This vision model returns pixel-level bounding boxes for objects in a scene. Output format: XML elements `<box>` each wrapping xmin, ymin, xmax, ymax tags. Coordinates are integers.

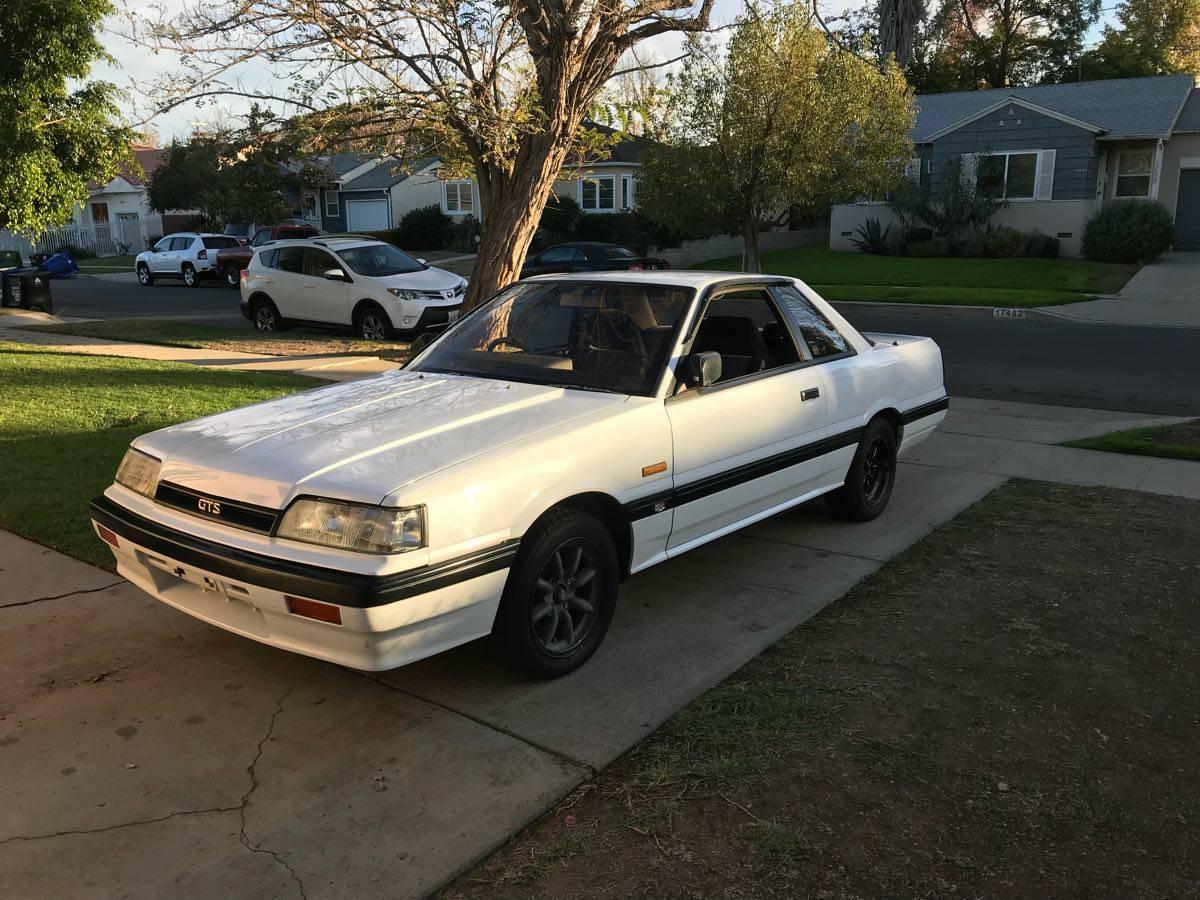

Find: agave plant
<box><xmin>851</xmin><ymin>218</ymin><xmax>891</xmax><ymax>255</ymax></box>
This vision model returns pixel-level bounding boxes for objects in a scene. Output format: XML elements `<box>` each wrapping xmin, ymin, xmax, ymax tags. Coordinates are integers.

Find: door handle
<box><xmin>801</xmin><ymin>387</ymin><xmax>820</xmax><ymax>401</ymax></box>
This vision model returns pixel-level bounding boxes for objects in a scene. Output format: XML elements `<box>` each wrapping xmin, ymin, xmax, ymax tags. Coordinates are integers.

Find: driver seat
<box><xmin>693</xmin><ymin>316</ymin><xmax>769</xmax><ymax>379</ymax></box>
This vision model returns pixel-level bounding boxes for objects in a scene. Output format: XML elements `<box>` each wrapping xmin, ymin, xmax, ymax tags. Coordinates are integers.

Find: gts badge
<box><xmin>197</xmin><ymin>497</ymin><xmax>222</xmax><ymax>516</ymax></box>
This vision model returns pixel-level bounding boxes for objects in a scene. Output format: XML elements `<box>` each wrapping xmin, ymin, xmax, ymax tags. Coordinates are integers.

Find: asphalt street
<box><xmin>41</xmin><ymin>276</ymin><xmax>1200</xmax><ymax>416</ymax></box>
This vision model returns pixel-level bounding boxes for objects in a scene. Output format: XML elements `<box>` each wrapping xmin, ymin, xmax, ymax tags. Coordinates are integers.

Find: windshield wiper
<box><xmin>542</xmin><ymin>381</ymin><xmax>619</xmax><ymax>394</ymax></box>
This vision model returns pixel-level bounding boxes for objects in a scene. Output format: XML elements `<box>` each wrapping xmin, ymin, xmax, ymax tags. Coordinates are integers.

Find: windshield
<box><xmin>338</xmin><ymin>244</ymin><xmax>424</xmax><ymax>276</ymax></box>
<box><xmin>411</xmin><ymin>280</ymin><xmax>694</xmax><ymax>395</ymax></box>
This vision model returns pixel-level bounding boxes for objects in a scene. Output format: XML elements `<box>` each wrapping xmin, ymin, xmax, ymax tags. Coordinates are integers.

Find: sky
<box><xmin>98</xmin><ymin>0</ymin><xmax>1117</xmax><ymax>143</ymax></box>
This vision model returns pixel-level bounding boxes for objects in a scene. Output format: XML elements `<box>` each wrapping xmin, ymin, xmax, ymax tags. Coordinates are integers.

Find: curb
<box><xmin>831</xmin><ymin>301</ymin><xmax>995</xmax><ymax>320</ymax></box>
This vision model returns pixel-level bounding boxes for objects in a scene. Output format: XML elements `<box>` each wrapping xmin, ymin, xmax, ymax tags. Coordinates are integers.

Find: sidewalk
<box><xmin>0</xmin><ymin>321</ymin><xmax>400</xmax><ymax>382</ymax></box>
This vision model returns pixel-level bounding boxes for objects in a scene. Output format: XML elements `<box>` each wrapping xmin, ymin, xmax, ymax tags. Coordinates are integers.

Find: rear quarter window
<box><xmin>771</xmin><ymin>284</ymin><xmax>852</xmax><ymax>359</ymax></box>
<box><xmin>202</xmin><ymin>237</ymin><xmax>240</xmax><ymax>249</ymax></box>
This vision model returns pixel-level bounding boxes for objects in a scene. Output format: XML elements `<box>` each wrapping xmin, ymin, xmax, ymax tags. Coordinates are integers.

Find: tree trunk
<box><xmin>461</xmin><ymin>134</ymin><xmax>576</xmax><ymax>313</ymax></box>
<box><xmin>742</xmin><ymin>206</ymin><xmax>761</xmax><ymax>273</ymax></box>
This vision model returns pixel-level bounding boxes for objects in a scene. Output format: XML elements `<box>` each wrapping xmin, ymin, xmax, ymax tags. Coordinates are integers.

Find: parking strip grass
<box><xmin>1065</xmin><ymin>418</ymin><xmax>1200</xmax><ymax>462</ymax></box>
<box><xmin>0</xmin><ymin>344</ymin><xmax>313</xmax><ymax>567</ymax></box>
<box><xmin>28</xmin><ymin>318</ymin><xmax>412</xmax><ymax>362</ymax></box>
<box><xmin>698</xmin><ymin>245</ymin><xmax>1140</xmax><ymax>306</ymax></box>
<box><xmin>442</xmin><ymin>480</ymin><xmax>1200</xmax><ymax>899</ymax></box>
<box><xmin>73</xmin><ymin>254</ymin><xmax>137</xmax><ymax>273</ymax></box>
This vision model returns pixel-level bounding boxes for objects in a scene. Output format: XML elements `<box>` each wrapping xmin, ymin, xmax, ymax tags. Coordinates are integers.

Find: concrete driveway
<box><xmin>1039</xmin><ymin>251</ymin><xmax>1200</xmax><ymax>328</ymax></box>
<box><xmin>2</xmin><ymin>399</ymin><xmax>1193</xmax><ymax>899</ymax></box>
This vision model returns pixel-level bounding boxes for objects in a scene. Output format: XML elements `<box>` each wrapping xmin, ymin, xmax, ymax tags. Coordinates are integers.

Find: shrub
<box><xmin>850</xmin><ymin>218</ymin><xmax>891</xmax><ymax>255</ymax></box>
<box><xmin>395</xmin><ymin>204</ymin><xmax>452</xmax><ymax>250</ymax></box>
<box><xmin>53</xmin><ymin>243</ymin><xmax>97</xmax><ymax>260</ymax></box>
<box><xmin>575</xmin><ymin>210</ymin><xmax>679</xmax><ymax>255</ymax></box>
<box><xmin>905</xmin><ymin>239</ymin><xmax>940</xmax><ymax>257</ymax></box>
<box><xmin>447</xmin><ymin>215</ymin><xmax>482</xmax><ymax>253</ymax></box>
<box><xmin>902</xmin><ymin>226</ymin><xmax>934</xmax><ymax>246</ymax></box>
<box><xmin>890</xmin><ymin>158</ymin><xmax>1002</xmax><ymax>240</ymax></box>
<box><xmin>1082</xmin><ymin>199</ymin><xmax>1174</xmax><ymax>263</ymax></box>
<box><xmin>1023</xmin><ymin>230</ymin><xmax>1060</xmax><ymax>258</ymax></box>
<box><xmin>981</xmin><ymin>225</ymin><xmax>1025</xmax><ymax>258</ymax></box>
<box><xmin>536</xmin><ymin>195</ymin><xmax>581</xmax><ymax>248</ymax></box>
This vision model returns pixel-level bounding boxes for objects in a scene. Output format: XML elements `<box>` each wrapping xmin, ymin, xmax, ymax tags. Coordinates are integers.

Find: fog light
<box><xmin>402</xmin><ymin>315</ymin><xmax>417</xmax><ymax>327</ymax></box>
<box><xmin>285</xmin><ymin>595</ymin><xmax>343</xmax><ymax>625</ymax></box>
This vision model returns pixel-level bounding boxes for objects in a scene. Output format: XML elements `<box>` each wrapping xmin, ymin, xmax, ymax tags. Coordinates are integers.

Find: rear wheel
<box><xmin>224</xmin><ymin>266</ymin><xmax>240</xmax><ymax>288</ymax></box>
<box><xmin>250</xmin><ymin>298</ymin><xmax>286</xmax><ymax>333</ymax></box>
<box><xmin>826</xmin><ymin>417</ymin><xmax>898</xmax><ymax>522</ymax></box>
<box><xmin>497</xmin><ymin>508</ymin><xmax>619</xmax><ymax>679</ymax></box>
<box><xmin>356</xmin><ymin>304</ymin><xmax>395</xmax><ymax>341</ymax></box>
<box><xmin>136</xmin><ymin>264</ymin><xmax>154</xmax><ymax>286</ymax></box>
<box><xmin>181</xmin><ymin>263</ymin><xmax>199</xmax><ymax>288</ymax></box>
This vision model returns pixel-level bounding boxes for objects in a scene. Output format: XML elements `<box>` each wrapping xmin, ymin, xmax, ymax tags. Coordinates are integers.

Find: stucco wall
<box><xmin>1159</xmin><ymin>132</ymin><xmax>1200</xmax><ymax>218</ymax></box>
<box><xmin>391</xmin><ymin>165</ymin><xmax>479</xmax><ymax>222</ymax></box>
<box><xmin>830</xmin><ymin>200</ymin><xmax>1095</xmax><ymax>256</ymax></box>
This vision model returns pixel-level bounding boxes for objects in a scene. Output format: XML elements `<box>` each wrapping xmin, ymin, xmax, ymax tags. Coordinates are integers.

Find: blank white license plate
<box><xmin>447</xmin><ymin>310</ymin><xmax>459</xmax><ymax>321</ymax></box>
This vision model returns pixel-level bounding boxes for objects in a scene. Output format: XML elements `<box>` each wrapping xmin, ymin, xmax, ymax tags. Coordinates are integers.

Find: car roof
<box><xmin>164</xmin><ymin>232</ymin><xmax>230</xmax><ymax>238</ymax></box>
<box><xmin>261</xmin><ymin>236</ymin><xmax>384</xmax><ymax>250</ymax></box>
<box><xmin>524</xmin><ymin>270</ymin><xmax>790</xmax><ymax>289</ymax></box>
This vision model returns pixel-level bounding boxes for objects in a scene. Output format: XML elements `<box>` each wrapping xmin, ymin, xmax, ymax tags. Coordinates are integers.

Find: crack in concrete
<box><xmin>1</xmin><ymin>580</ymin><xmax>124</xmax><ymax>610</ymax></box>
<box><xmin>237</xmin><ymin>685</ymin><xmax>307</xmax><ymax>900</ymax></box>
<box><xmin>0</xmin><ymin>805</ymin><xmax>240</xmax><ymax>844</ymax></box>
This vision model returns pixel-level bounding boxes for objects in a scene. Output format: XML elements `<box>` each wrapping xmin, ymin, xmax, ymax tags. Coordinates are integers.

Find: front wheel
<box><xmin>181</xmin><ymin>263</ymin><xmax>199</xmax><ymax>288</ymax></box>
<box><xmin>136</xmin><ymin>264</ymin><xmax>154</xmax><ymax>286</ymax></box>
<box><xmin>826</xmin><ymin>417</ymin><xmax>898</xmax><ymax>522</ymax></box>
<box><xmin>496</xmin><ymin>508</ymin><xmax>619</xmax><ymax>679</ymax></box>
<box><xmin>356</xmin><ymin>305</ymin><xmax>395</xmax><ymax>340</ymax></box>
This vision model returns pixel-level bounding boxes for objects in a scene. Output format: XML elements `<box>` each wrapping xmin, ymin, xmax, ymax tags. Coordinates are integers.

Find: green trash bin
<box><xmin>1</xmin><ymin>268</ymin><xmax>53</xmax><ymax>313</ymax></box>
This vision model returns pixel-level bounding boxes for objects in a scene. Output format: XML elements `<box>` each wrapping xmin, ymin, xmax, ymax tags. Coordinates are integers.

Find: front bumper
<box><xmin>90</xmin><ymin>495</ymin><xmax>515</xmax><ymax>670</ymax></box>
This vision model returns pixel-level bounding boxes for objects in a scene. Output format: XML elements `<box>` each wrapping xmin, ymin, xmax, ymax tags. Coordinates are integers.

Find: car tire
<box><xmin>355</xmin><ymin>304</ymin><xmax>395</xmax><ymax>341</ymax></box>
<box><xmin>250</xmin><ymin>298</ymin><xmax>287</xmax><ymax>333</ymax></box>
<box><xmin>496</xmin><ymin>507</ymin><xmax>619</xmax><ymax>679</ymax></box>
<box><xmin>224</xmin><ymin>266</ymin><xmax>241</xmax><ymax>289</ymax></box>
<box><xmin>182</xmin><ymin>263</ymin><xmax>199</xmax><ymax>288</ymax></box>
<box><xmin>136</xmin><ymin>264</ymin><xmax>154</xmax><ymax>286</ymax></box>
<box><xmin>825</xmin><ymin>417</ymin><xmax>898</xmax><ymax>522</ymax></box>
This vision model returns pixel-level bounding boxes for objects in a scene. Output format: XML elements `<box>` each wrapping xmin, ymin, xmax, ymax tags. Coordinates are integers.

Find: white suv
<box><xmin>239</xmin><ymin>238</ymin><xmax>467</xmax><ymax>339</ymax></box>
<box><xmin>136</xmin><ymin>233</ymin><xmax>241</xmax><ymax>287</ymax></box>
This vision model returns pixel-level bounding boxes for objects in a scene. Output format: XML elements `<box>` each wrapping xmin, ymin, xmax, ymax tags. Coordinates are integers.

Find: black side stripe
<box><xmin>624</xmin><ymin>396</ymin><xmax>949</xmax><ymax>521</ymax></box>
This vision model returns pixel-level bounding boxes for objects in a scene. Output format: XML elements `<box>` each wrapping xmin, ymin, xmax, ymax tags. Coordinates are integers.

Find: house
<box><xmin>288</xmin><ymin>124</ymin><xmax>651</xmax><ymax>233</ymax></box>
<box><xmin>830</xmin><ymin>75</ymin><xmax>1200</xmax><ymax>256</ymax></box>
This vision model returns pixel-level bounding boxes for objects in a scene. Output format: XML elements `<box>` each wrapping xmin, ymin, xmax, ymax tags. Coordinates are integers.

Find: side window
<box><xmin>258</xmin><ymin>249</ymin><xmax>278</xmax><ymax>269</ymax></box>
<box><xmin>251</xmin><ymin>229</ymin><xmax>271</xmax><ymax>246</ymax></box>
<box><xmin>304</xmin><ymin>248</ymin><xmax>338</xmax><ymax>277</ymax></box>
<box><xmin>690</xmin><ymin>290</ymin><xmax>801</xmax><ymax>384</ymax></box>
<box><xmin>275</xmin><ymin>247</ymin><xmax>305</xmax><ymax>274</ymax></box>
<box><xmin>540</xmin><ymin>246</ymin><xmax>580</xmax><ymax>264</ymax></box>
<box><xmin>153</xmin><ymin>239</ymin><xmax>169</xmax><ymax>253</ymax></box>
<box><xmin>771</xmin><ymin>284</ymin><xmax>851</xmax><ymax>360</ymax></box>
<box><xmin>169</xmin><ymin>237</ymin><xmax>193</xmax><ymax>251</ymax></box>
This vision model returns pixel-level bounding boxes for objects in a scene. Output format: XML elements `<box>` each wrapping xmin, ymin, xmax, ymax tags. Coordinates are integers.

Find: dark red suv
<box><xmin>216</xmin><ymin>222</ymin><xmax>319</xmax><ymax>287</ymax></box>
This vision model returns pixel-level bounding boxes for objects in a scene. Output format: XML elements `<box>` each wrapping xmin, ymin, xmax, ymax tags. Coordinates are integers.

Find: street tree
<box><xmin>0</xmin><ymin>0</ymin><xmax>131</xmax><ymax>235</ymax></box>
<box><xmin>637</xmin><ymin>5</ymin><xmax>914</xmax><ymax>272</ymax></box>
<box><xmin>1057</xmin><ymin>0</ymin><xmax>1200</xmax><ymax>81</ymax></box>
<box><xmin>134</xmin><ymin>0</ymin><xmax>716</xmax><ymax>311</ymax></box>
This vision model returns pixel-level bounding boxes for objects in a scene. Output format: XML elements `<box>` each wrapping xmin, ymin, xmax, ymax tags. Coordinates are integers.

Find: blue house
<box><xmin>831</xmin><ymin>75</ymin><xmax>1200</xmax><ymax>255</ymax></box>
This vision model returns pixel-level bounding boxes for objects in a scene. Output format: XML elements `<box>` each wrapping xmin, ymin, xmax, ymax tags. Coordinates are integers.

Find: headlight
<box><xmin>115</xmin><ymin>447</ymin><xmax>161</xmax><ymax>498</ymax></box>
<box><xmin>276</xmin><ymin>499</ymin><xmax>424</xmax><ymax>554</ymax></box>
<box><xmin>387</xmin><ymin>288</ymin><xmax>422</xmax><ymax>301</ymax></box>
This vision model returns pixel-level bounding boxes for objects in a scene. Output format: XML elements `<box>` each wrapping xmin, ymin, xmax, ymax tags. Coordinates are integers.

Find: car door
<box><xmin>268</xmin><ymin>246</ymin><xmax>307</xmax><ymax>318</ymax></box>
<box><xmin>301</xmin><ymin>247</ymin><xmax>349</xmax><ymax>323</ymax></box>
<box><xmin>170</xmin><ymin>236</ymin><xmax>195</xmax><ymax>273</ymax></box>
<box><xmin>664</xmin><ymin>286</ymin><xmax>828</xmax><ymax>552</ymax></box>
<box><xmin>147</xmin><ymin>238</ymin><xmax>172</xmax><ymax>273</ymax></box>
<box><xmin>526</xmin><ymin>246</ymin><xmax>581</xmax><ymax>276</ymax></box>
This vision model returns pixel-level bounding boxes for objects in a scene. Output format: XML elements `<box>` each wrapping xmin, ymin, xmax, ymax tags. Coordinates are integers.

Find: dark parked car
<box><xmin>520</xmin><ymin>242</ymin><xmax>670</xmax><ymax>278</ymax></box>
<box><xmin>215</xmin><ymin>222</ymin><xmax>319</xmax><ymax>287</ymax></box>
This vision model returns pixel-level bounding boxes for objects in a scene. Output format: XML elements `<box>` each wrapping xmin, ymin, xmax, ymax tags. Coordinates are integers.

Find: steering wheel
<box><xmin>486</xmin><ymin>335</ymin><xmax>531</xmax><ymax>353</ymax></box>
<box><xmin>589</xmin><ymin>308</ymin><xmax>648</xmax><ymax>361</ymax></box>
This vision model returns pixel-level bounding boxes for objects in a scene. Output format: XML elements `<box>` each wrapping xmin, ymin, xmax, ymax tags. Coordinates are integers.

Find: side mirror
<box><xmin>417</xmin><ymin>257</ymin><xmax>428</xmax><ymax>267</ymax></box>
<box><xmin>685</xmin><ymin>351</ymin><xmax>722</xmax><ymax>388</ymax></box>
<box><xmin>408</xmin><ymin>330</ymin><xmax>436</xmax><ymax>357</ymax></box>
<box><xmin>322</xmin><ymin>268</ymin><xmax>347</xmax><ymax>281</ymax></box>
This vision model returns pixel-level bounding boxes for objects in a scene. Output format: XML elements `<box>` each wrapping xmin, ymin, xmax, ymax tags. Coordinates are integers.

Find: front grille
<box><xmin>419</xmin><ymin>283</ymin><xmax>466</xmax><ymax>302</ymax></box>
<box><xmin>154</xmin><ymin>482</ymin><xmax>279</xmax><ymax>534</ymax></box>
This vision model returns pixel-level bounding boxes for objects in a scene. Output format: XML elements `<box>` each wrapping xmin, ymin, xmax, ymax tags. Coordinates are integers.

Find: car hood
<box><xmin>368</xmin><ymin>266</ymin><xmax>462</xmax><ymax>293</ymax></box>
<box><xmin>137</xmin><ymin>371</ymin><xmax>627</xmax><ymax>509</ymax></box>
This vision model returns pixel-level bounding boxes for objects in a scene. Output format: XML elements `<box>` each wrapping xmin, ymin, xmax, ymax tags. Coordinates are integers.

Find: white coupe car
<box><xmin>239</xmin><ymin>237</ymin><xmax>467</xmax><ymax>338</ymax></box>
<box><xmin>91</xmin><ymin>272</ymin><xmax>946</xmax><ymax>678</ymax></box>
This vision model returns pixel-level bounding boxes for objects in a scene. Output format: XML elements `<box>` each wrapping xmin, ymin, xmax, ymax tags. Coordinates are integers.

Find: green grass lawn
<box><xmin>74</xmin><ymin>254</ymin><xmax>137</xmax><ymax>272</ymax></box>
<box><xmin>0</xmin><ymin>344</ymin><xmax>313</xmax><ymax>567</ymax></box>
<box><xmin>697</xmin><ymin>246</ymin><xmax>1140</xmax><ymax>306</ymax></box>
<box><xmin>30</xmin><ymin>318</ymin><xmax>411</xmax><ymax>362</ymax></box>
<box><xmin>1065</xmin><ymin>420</ymin><xmax>1200</xmax><ymax>462</ymax></box>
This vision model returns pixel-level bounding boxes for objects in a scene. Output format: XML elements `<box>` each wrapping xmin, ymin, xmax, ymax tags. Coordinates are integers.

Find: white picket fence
<box><xmin>0</xmin><ymin>216</ymin><xmax>165</xmax><ymax>262</ymax></box>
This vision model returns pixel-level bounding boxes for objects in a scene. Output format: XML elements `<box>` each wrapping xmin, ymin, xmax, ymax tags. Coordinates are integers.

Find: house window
<box><xmin>976</xmin><ymin>151</ymin><xmax>1038</xmax><ymax>200</ymax></box>
<box><xmin>580</xmin><ymin>175</ymin><xmax>616</xmax><ymax>212</ymax></box>
<box><xmin>621</xmin><ymin>175</ymin><xmax>633</xmax><ymax>210</ymax></box>
<box><xmin>90</xmin><ymin>202</ymin><xmax>110</xmax><ymax>224</ymax></box>
<box><xmin>444</xmin><ymin>181</ymin><xmax>474</xmax><ymax>214</ymax></box>
<box><xmin>325</xmin><ymin>190</ymin><xmax>340</xmax><ymax>217</ymax></box>
<box><xmin>1115</xmin><ymin>150</ymin><xmax>1152</xmax><ymax>198</ymax></box>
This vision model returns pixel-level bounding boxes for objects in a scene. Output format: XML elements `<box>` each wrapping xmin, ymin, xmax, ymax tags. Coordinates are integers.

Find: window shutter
<box><xmin>1036</xmin><ymin>149</ymin><xmax>1056</xmax><ymax>200</ymax></box>
<box><xmin>960</xmin><ymin>152</ymin><xmax>979</xmax><ymax>184</ymax></box>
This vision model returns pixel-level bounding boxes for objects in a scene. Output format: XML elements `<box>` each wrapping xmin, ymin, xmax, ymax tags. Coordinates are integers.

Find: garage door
<box><xmin>346</xmin><ymin>199</ymin><xmax>390</xmax><ymax>232</ymax></box>
<box><xmin>1175</xmin><ymin>170</ymin><xmax>1200</xmax><ymax>251</ymax></box>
